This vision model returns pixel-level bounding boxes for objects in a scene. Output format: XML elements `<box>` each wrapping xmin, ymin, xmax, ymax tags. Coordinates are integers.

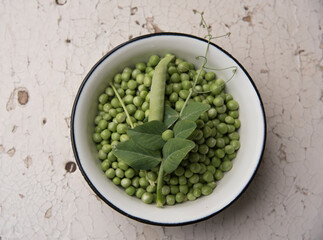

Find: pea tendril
<box><xmin>179</xmin><ymin>10</ymin><xmax>234</xmax><ymax>118</ymax></box>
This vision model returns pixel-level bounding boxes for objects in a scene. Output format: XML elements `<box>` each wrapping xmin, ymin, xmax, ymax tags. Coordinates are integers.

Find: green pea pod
<box><xmin>148</xmin><ymin>55</ymin><xmax>175</xmax><ymax>122</ymax></box>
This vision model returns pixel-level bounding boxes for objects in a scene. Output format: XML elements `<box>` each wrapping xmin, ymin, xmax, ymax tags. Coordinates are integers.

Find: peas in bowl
<box><xmin>71</xmin><ymin>33</ymin><xmax>266</xmax><ymax>225</ymax></box>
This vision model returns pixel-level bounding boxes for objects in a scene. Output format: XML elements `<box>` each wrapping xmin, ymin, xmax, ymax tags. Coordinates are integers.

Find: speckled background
<box><xmin>0</xmin><ymin>0</ymin><xmax>322</xmax><ymax>239</ymax></box>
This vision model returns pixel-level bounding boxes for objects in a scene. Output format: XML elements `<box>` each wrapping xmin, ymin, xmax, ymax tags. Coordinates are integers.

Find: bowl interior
<box><xmin>71</xmin><ymin>33</ymin><xmax>265</xmax><ymax>225</ymax></box>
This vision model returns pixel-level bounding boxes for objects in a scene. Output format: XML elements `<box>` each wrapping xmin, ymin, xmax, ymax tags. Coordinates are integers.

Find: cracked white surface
<box><xmin>0</xmin><ymin>0</ymin><xmax>322</xmax><ymax>239</ymax></box>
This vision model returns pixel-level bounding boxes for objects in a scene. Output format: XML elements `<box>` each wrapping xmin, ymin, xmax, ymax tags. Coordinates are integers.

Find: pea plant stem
<box><xmin>110</xmin><ymin>83</ymin><xmax>135</xmax><ymax>129</ymax></box>
<box><xmin>156</xmin><ymin>165</ymin><xmax>164</xmax><ymax>207</ymax></box>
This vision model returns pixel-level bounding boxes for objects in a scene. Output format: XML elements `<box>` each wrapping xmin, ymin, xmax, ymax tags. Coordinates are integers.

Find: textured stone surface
<box><xmin>0</xmin><ymin>0</ymin><xmax>322</xmax><ymax>239</ymax></box>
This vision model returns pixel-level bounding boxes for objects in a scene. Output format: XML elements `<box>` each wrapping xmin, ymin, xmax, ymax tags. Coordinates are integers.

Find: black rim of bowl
<box><xmin>70</xmin><ymin>32</ymin><xmax>267</xmax><ymax>226</ymax></box>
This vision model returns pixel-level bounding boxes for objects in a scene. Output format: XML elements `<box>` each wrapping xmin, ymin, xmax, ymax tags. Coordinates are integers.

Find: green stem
<box><xmin>110</xmin><ymin>83</ymin><xmax>134</xmax><ymax>129</ymax></box>
<box><xmin>156</xmin><ymin>164</ymin><xmax>164</xmax><ymax>207</ymax></box>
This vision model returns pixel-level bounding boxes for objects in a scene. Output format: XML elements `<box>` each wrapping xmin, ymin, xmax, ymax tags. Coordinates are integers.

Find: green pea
<box><xmin>202</xmin><ymin>171</ymin><xmax>214</xmax><ymax>183</ymax></box>
<box><xmin>136</xmin><ymin>188</ymin><xmax>145</xmax><ymax>198</ymax></box>
<box><xmin>162</xmin><ymin>129</ymin><xmax>174</xmax><ymax>141</ymax></box>
<box><xmin>230</xmin><ymin>140</ymin><xmax>240</xmax><ymax>150</ymax></box>
<box><xmin>115</xmin><ymin>168</ymin><xmax>124</xmax><ymax>178</ymax></box>
<box><xmin>228</xmin><ymin>132</ymin><xmax>240</xmax><ymax>140</ymax></box>
<box><xmin>131</xmin><ymin>69</ymin><xmax>141</xmax><ymax>79</ymax></box>
<box><xmin>187</xmin><ymin>192</ymin><xmax>196</xmax><ymax>201</ymax></box>
<box><xmin>111</xmin><ymin>162</ymin><xmax>118</xmax><ymax>169</ymax></box>
<box><xmin>217</xmin><ymin>123</ymin><xmax>228</xmax><ymax>134</ymax></box>
<box><xmin>170</xmin><ymin>185</ymin><xmax>179</xmax><ymax>194</ymax></box>
<box><xmin>202</xmin><ymin>125</ymin><xmax>212</xmax><ymax>138</ymax></box>
<box><xmin>146</xmin><ymin>185</ymin><xmax>156</xmax><ymax>193</ymax></box>
<box><xmin>220</xmin><ymin>160</ymin><xmax>233</xmax><ymax>172</ymax></box>
<box><xmin>225</xmin><ymin>145</ymin><xmax>235</xmax><ymax>154</ymax></box>
<box><xmin>169</xmin><ymin>92</ymin><xmax>179</xmax><ymax>102</ymax></box>
<box><xmin>118</xmin><ymin>161</ymin><xmax>129</xmax><ymax>171</ymax></box>
<box><xmin>147</xmin><ymin>171</ymin><xmax>157</xmax><ymax>181</ymax></box>
<box><xmin>179</xmin><ymin>89</ymin><xmax>189</xmax><ymax>99</ymax></box>
<box><xmin>227</xmin><ymin>152</ymin><xmax>237</xmax><ymax>160</ymax></box>
<box><xmin>100</xmin><ymin>129</ymin><xmax>110</xmax><ymax>140</ymax></box>
<box><xmin>229</xmin><ymin>110</ymin><xmax>239</xmax><ymax>119</ymax></box>
<box><xmin>171</xmin><ymin>73</ymin><xmax>181</xmax><ymax>83</ymax></box>
<box><xmin>162</xmin><ymin>185</ymin><xmax>171</xmax><ymax>195</ymax></box>
<box><xmin>177</xmin><ymin>176</ymin><xmax>187</xmax><ymax>185</ymax></box>
<box><xmin>205</xmin><ymin>71</ymin><xmax>216</xmax><ymax>81</ymax></box>
<box><xmin>215</xmin><ymin>149</ymin><xmax>225</xmax><ymax>158</ymax></box>
<box><xmin>92</xmin><ymin>133</ymin><xmax>102</xmax><ymax>143</ymax></box>
<box><xmin>143</xmin><ymin>75</ymin><xmax>152</xmax><ymax>87</ymax></box>
<box><xmin>227</xmin><ymin>100</ymin><xmax>239</xmax><ymax>110</ymax></box>
<box><xmin>180</xmin><ymin>73</ymin><xmax>190</xmax><ymax>82</ymax></box>
<box><xmin>121</xmin><ymin>178</ymin><xmax>132</xmax><ymax>188</ymax></box>
<box><xmin>139</xmin><ymin>170</ymin><xmax>146</xmax><ymax>177</ymax></box>
<box><xmin>188</xmin><ymin>152</ymin><xmax>200</xmax><ymax>163</ymax></box>
<box><xmin>110</xmin><ymin>140</ymin><xmax>119</xmax><ymax>147</ymax></box>
<box><xmin>136</xmin><ymin>62</ymin><xmax>146</xmax><ymax>71</ymax></box>
<box><xmin>216</xmin><ymin>138</ymin><xmax>225</xmax><ymax>148</ymax></box>
<box><xmin>115</xmin><ymin>113</ymin><xmax>126</xmax><ymax>124</ymax></box>
<box><xmin>148</xmin><ymin>55</ymin><xmax>160</xmax><ymax>67</ymax></box>
<box><xmin>165</xmin><ymin>84</ymin><xmax>173</xmax><ymax>95</ymax></box>
<box><xmin>201</xmin><ymin>185</ymin><xmax>213</xmax><ymax>196</ymax></box>
<box><xmin>132</xmin><ymin>177</ymin><xmax>140</xmax><ymax>188</ymax></box>
<box><xmin>227</xmin><ymin>124</ymin><xmax>236</xmax><ymax>133</ymax></box>
<box><xmin>166</xmin><ymin>195</ymin><xmax>176</xmax><ymax>205</ymax></box>
<box><xmin>125</xmin><ymin>186</ymin><xmax>136</xmax><ymax>196</ymax></box>
<box><xmin>141</xmin><ymin>102</ymin><xmax>149</xmax><ymax>112</ymax></box>
<box><xmin>170</xmin><ymin>176</ymin><xmax>179</xmax><ymax>185</ymax></box>
<box><xmin>179</xmin><ymin>185</ymin><xmax>189</xmax><ymax>194</ymax></box>
<box><xmin>133</xmin><ymin>96</ymin><xmax>144</xmax><ymax>107</ymax></box>
<box><xmin>172</xmin><ymin>83</ymin><xmax>182</xmax><ymax>93</ymax></box>
<box><xmin>101</xmin><ymin>160</ymin><xmax>110</xmax><ymax>171</ymax></box>
<box><xmin>175</xmin><ymin>192</ymin><xmax>185</xmax><ymax>203</ymax></box>
<box><xmin>139</xmin><ymin>177</ymin><xmax>149</xmax><ymax>188</ymax></box>
<box><xmin>234</xmin><ymin>119</ymin><xmax>241</xmax><ymax>129</ymax></box>
<box><xmin>198</xmin><ymin>144</ymin><xmax>209</xmax><ymax>155</ymax></box>
<box><xmin>214</xmin><ymin>169</ymin><xmax>224</xmax><ymax>180</ymax></box>
<box><xmin>111</xmin><ymin>132</ymin><xmax>120</xmax><ymax>141</ymax></box>
<box><xmin>102</xmin><ymin>144</ymin><xmax>112</xmax><ymax>154</ymax></box>
<box><xmin>206</xmin><ymin>137</ymin><xmax>216</xmax><ymax>148</ymax></box>
<box><xmin>190</xmin><ymin>163</ymin><xmax>201</xmax><ymax>173</ymax></box>
<box><xmin>98</xmin><ymin>149</ymin><xmax>107</xmax><ymax>160</ymax></box>
<box><xmin>108</xmin><ymin>109</ymin><xmax>117</xmax><ymax>117</ymax></box>
<box><xmin>193</xmin><ymin>188</ymin><xmax>201</xmax><ymax>198</ymax></box>
<box><xmin>185</xmin><ymin>169</ymin><xmax>193</xmax><ymax>178</ymax></box>
<box><xmin>105</xmin><ymin>168</ymin><xmax>115</xmax><ymax>179</ymax></box>
<box><xmin>200</xmin><ymin>112</ymin><xmax>209</xmax><ymax>122</ymax></box>
<box><xmin>210</xmin><ymin>83</ymin><xmax>223</xmax><ymax>95</ymax></box>
<box><xmin>98</xmin><ymin>94</ymin><xmax>108</xmax><ymax>104</ymax></box>
<box><xmin>117</xmin><ymin>124</ymin><xmax>127</xmax><ymax>134</ymax></box>
<box><xmin>123</xmin><ymin>67</ymin><xmax>132</xmax><ymax>74</ymax></box>
<box><xmin>112</xmin><ymin>177</ymin><xmax>121</xmax><ymax>185</ymax></box>
<box><xmin>189</xmin><ymin>174</ymin><xmax>199</xmax><ymax>184</ymax></box>
<box><xmin>175</xmin><ymin>100</ymin><xmax>185</xmax><ymax>112</ymax></box>
<box><xmin>141</xmin><ymin>192</ymin><xmax>153</xmax><ymax>204</ymax></box>
<box><xmin>174</xmin><ymin>166</ymin><xmax>185</xmax><ymax>176</ymax></box>
<box><xmin>177</xmin><ymin>62</ymin><xmax>190</xmax><ymax>73</ymax></box>
<box><xmin>145</xmin><ymin>66</ymin><xmax>153</xmax><ymax>73</ymax></box>
<box><xmin>134</xmin><ymin>110</ymin><xmax>145</xmax><ymax>121</ymax></box>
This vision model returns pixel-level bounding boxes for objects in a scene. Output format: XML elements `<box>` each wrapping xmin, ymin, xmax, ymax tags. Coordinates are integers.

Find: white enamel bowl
<box><xmin>71</xmin><ymin>33</ymin><xmax>266</xmax><ymax>226</ymax></box>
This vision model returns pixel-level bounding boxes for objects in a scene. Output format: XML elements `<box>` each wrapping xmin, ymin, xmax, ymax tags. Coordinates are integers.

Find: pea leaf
<box><xmin>180</xmin><ymin>102</ymin><xmax>210</xmax><ymax>121</ymax></box>
<box><xmin>173</xmin><ymin>120</ymin><xmax>197</xmax><ymax>139</ymax></box>
<box><xmin>113</xmin><ymin>140</ymin><xmax>161</xmax><ymax>170</ymax></box>
<box><xmin>127</xmin><ymin>120</ymin><xmax>167</xmax><ymax>150</ymax></box>
<box><xmin>162</xmin><ymin>138</ymin><xmax>195</xmax><ymax>174</ymax></box>
<box><xmin>163</xmin><ymin>105</ymin><xmax>179</xmax><ymax>128</ymax></box>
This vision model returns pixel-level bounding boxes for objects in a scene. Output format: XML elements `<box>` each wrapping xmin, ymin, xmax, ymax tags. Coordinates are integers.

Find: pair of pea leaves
<box><xmin>112</xmin><ymin>102</ymin><xmax>210</xmax><ymax>174</ymax></box>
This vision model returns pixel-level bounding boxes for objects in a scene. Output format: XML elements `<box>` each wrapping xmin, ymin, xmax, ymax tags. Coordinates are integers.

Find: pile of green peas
<box><xmin>92</xmin><ymin>54</ymin><xmax>241</xmax><ymax>205</ymax></box>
